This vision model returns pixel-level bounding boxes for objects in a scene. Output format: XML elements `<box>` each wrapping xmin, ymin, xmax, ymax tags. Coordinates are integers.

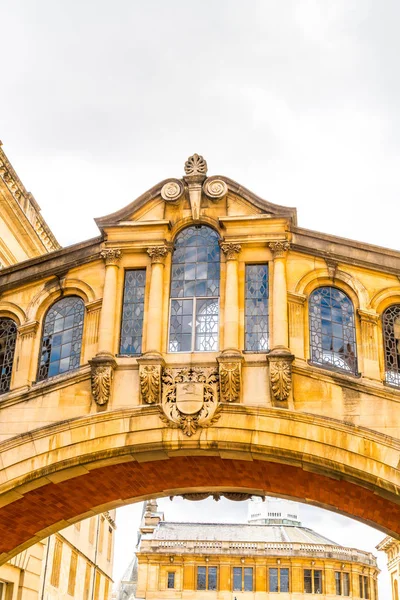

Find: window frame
<box><xmin>382</xmin><ymin>304</ymin><xmax>400</xmax><ymax>387</ymax></box>
<box><xmin>168</xmin><ymin>225</ymin><xmax>220</xmax><ymax>354</ymax></box>
<box><xmin>268</xmin><ymin>567</ymin><xmax>290</xmax><ymax>593</ymax></box>
<box><xmin>335</xmin><ymin>571</ymin><xmax>350</xmax><ymax>596</ymax></box>
<box><xmin>232</xmin><ymin>566</ymin><xmax>253</xmax><ymax>592</ymax></box>
<box><xmin>119</xmin><ymin>268</ymin><xmax>147</xmax><ymax>356</ymax></box>
<box><xmin>244</xmin><ymin>263</ymin><xmax>269</xmax><ymax>353</ymax></box>
<box><xmin>308</xmin><ymin>286</ymin><xmax>358</xmax><ymax>376</ymax></box>
<box><xmin>167</xmin><ymin>571</ymin><xmax>176</xmax><ymax>589</ymax></box>
<box><xmin>196</xmin><ymin>565</ymin><xmax>218</xmax><ymax>591</ymax></box>
<box><xmin>303</xmin><ymin>568</ymin><xmax>323</xmax><ymax>594</ymax></box>
<box><xmin>0</xmin><ymin>317</ymin><xmax>18</xmax><ymax>395</ymax></box>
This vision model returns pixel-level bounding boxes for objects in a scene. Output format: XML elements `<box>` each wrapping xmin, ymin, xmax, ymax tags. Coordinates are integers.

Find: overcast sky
<box><xmin>1</xmin><ymin>1</ymin><xmax>397</xmax><ymax>596</ymax></box>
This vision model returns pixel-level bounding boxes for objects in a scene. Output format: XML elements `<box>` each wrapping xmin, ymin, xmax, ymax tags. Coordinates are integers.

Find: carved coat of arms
<box><xmin>160</xmin><ymin>367</ymin><xmax>220</xmax><ymax>436</ymax></box>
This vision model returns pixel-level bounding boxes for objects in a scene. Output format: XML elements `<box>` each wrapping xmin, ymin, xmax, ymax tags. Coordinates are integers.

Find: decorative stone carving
<box><xmin>267</xmin><ymin>348</ymin><xmax>294</xmax><ymax>407</ymax></box>
<box><xmin>203</xmin><ymin>177</ymin><xmax>228</xmax><ymax>200</ymax></box>
<box><xmin>160</xmin><ymin>367</ymin><xmax>220</xmax><ymax>436</ymax></box>
<box><xmin>268</xmin><ymin>240</ymin><xmax>290</xmax><ymax>258</ymax></box>
<box><xmin>139</xmin><ymin>364</ymin><xmax>162</xmax><ymax>404</ymax></box>
<box><xmin>219</xmin><ymin>362</ymin><xmax>241</xmax><ymax>402</ymax></box>
<box><xmin>100</xmin><ymin>248</ymin><xmax>122</xmax><ymax>266</ymax></box>
<box><xmin>147</xmin><ymin>245</ymin><xmax>170</xmax><ymax>264</ymax></box>
<box><xmin>17</xmin><ymin>321</ymin><xmax>39</xmax><ymax>339</ymax></box>
<box><xmin>184</xmin><ymin>153</ymin><xmax>208</xmax><ymax>176</ymax></box>
<box><xmin>170</xmin><ymin>492</ymin><xmax>265</xmax><ymax>502</ymax></box>
<box><xmin>161</xmin><ymin>180</ymin><xmax>184</xmax><ymax>203</ymax></box>
<box><xmin>220</xmin><ymin>242</ymin><xmax>242</xmax><ymax>261</ymax></box>
<box><xmin>137</xmin><ymin>352</ymin><xmax>165</xmax><ymax>405</ymax></box>
<box><xmin>89</xmin><ymin>355</ymin><xmax>117</xmax><ymax>407</ymax></box>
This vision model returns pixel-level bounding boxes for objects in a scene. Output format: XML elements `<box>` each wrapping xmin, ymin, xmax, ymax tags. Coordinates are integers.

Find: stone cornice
<box><xmin>0</xmin><ymin>144</ymin><xmax>60</xmax><ymax>253</ymax></box>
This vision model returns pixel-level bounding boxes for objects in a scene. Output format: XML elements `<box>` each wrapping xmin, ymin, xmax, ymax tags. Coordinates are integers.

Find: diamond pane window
<box><xmin>245</xmin><ymin>264</ymin><xmax>269</xmax><ymax>351</ymax></box>
<box><xmin>0</xmin><ymin>318</ymin><xmax>17</xmax><ymax>394</ymax></box>
<box><xmin>169</xmin><ymin>226</ymin><xmax>220</xmax><ymax>352</ymax></box>
<box><xmin>383</xmin><ymin>304</ymin><xmax>400</xmax><ymax>386</ymax></box>
<box><xmin>120</xmin><ymin>270</ymin><xmax>146</xmax><ymax>355</ymax></box>
<box><xmin>38</xmin><ymin>297</ymin><xmax>84</xmax><ymax>381</ymax></box>
<box><xmin>309</xmin><ymin>287</ymin><xmax>357</xmax><ymax>374</ymax></box>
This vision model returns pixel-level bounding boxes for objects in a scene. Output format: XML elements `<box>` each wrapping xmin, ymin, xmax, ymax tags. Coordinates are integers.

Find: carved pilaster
<box><xmin>217</xmin><ymin>350</ymin><xmax>243</xmax><ymax>403</ymax></box>
<box><xmin>100</xmin><ymin>248</ymin><xmax>122</xmax><ymax>266</ymax></box>
<box><xmin>358</xmin><ymin>309</ymin><xmax>379</xmax><ymax>364</ymax></box>
<box><xmin>137</xmin><ymin>352</ymin><xmax>165</xmax><ymax>405</ymax></box>
<box><xmin>266</xmin><ymin>348</ymin><xmax>295</xmax><ymax>408</ymax></box>
<box><xmin>268</xmin><ymin>240</ymin><xmax>290</xmax><ymax>258</ymax></box>
<box><xmin>220</xmin><ymin>242</ymin><xmax>241</xmax><ymax>261</ymax></box>
<box><xmin>89</xmin><ymin>354</ymin><xmax>117</xmax><ymax>407</ymax></box>
<box><xmin>147</xmin><ymin>245</ymin><xmax>170</xmax><ymax>265</ymax></box>
<box><xmin>288</xmin><ymin>292</ymin><xmax>307</xmax><ymax>359</ymax></box>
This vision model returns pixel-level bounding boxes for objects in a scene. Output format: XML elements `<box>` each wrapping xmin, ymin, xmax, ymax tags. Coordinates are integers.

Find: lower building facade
<box><xmin>376</xmin><ymin>537</ymin><xmax>399</xmax><ymax>600</ymax></box>
<box><xmin>0</xmin><ymin>512</ymin><xmax>115</xmax><ymax>600</ymax></box>
<box><xmin>125</xmin><ymin>499</ymin><xmax>379</xmax><ymax>600</ymax></box>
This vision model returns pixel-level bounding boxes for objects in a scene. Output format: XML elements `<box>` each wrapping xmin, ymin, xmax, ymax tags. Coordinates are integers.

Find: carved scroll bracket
<box><xmin>89</xmin><ymin>353</ymin><xmax>117</xmax><ymax>408</ymax></box>
<box><xmin>137</xmin><ymin>351</ymin><xmax>165</xmax><ymax>405</ymax></box>
<box><xmin>217</xmin><ymin>349</ymin><xmax>244</xmax><ymax>403</ymax></box>
<box><xmin>266</xmin><ymin>347</ymin><xmax>295</xmax><ymax>408</ymax></box>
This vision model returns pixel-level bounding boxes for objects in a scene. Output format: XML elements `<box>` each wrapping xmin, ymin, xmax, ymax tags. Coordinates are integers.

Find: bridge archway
<box><xmin>0</xmin><ymin>405</ymin><xmax>399</xmax><ymax>564</ymax></box>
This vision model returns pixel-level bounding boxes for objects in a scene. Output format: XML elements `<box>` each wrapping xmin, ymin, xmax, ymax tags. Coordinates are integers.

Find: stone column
<box><xmin>12</xmin><ymin>321</ymin><xmax>39</xmax><ymax>389</ymax></box>
<box><xmin>145</xmin><ymin>245</ymin><xmax>169</xmax><ymax>353</ymax></box>
<box><xmin>89</xmin><ymin>248</ymin><xmax>121</xmax><ymax>408</ymax></box>
<box><xmin>357</xmin><ymin>309</ymin><xmax>380</xmax><ymax>380</ymax></box>
<box><xmin>266</xmin><ymin>240</ymin><xmax>294</xmax><ymax>408</ymax></box>
<box><xmin>218</xmin><ymin>242</ymin><xmax>243</xmax><ymax>403</ymax></box>
<box><xmin>137</xmin><ymin>245</ymin><xmax>169</xmax><ymax>405</ymax></box>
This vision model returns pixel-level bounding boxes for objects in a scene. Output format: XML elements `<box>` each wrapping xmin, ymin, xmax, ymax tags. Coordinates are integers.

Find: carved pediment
<box><xmin>95</xmin><ymin>154</ymin><xmax>297</xmax><ymax>232</ymax></box>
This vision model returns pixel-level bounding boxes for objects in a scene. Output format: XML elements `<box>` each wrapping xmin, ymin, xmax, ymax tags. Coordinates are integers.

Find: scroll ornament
<box><xmin>91</xmin><ymin>364</ymin><xmax>113</xmax><ymax>406</ymax></box>
<box><xmin>160</xmin><ymin>367</ymin><xmax>220</xmax><ymax>436</ymax></box>
<box><xmin>140</xmin><ymin>365</ymin><xmax>161</xmax><ymax>404</ymax></box>
<box><xmin>220</xmin><ymin>362</ymin><xmax>241</xmax><ymax>402</ymax></box>
<box><xmin>203</xmin><ymin>178</ymin><xmax>228</xmax><ymax>200</ymax></box>
<box><xmin>270</xmin><ymin>359</ymin><xmax>292</xmax><ymax>402</ymax></box>
<box><xmin>161</xmin><ymin>180</ymin><xmax>184</xmax><ymax>203</ymax></box>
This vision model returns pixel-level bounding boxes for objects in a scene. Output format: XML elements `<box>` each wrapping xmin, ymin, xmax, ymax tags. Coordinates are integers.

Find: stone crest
<box><xmin>160</xmin><ymin>367</ymin><xmax>220</xmax><ymax>436</ymax></box>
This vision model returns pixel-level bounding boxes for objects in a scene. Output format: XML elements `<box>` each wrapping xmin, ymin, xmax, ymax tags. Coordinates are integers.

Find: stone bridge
<box><xmin>0</xmin><ymin>154</ymin><xmax>399</xmax><ymax>563</ymax></box>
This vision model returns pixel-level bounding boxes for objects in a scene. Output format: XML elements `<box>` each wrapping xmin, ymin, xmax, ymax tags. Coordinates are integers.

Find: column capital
<box><xmin>100</xmin><ymin>248</ymin><xmax>122</xmax><ymax>266</ymax></box>
<box><xmin>147</xmin><ymin>245</ymin><xmax>170</xmax><ymax>264</ymax></box>
<box><xmin>17</xmin><ymin>321</ymin><xmax>39</xmax><ymax>339</ymax></box>
<box><xmin>357</xmin><ymin>308</ymin><xmax>379</xmax><ymax>325</ymax></box>
<box><xmin>220</xmin><ymin>241</ymin><xmax>242</xmax><ymax>260</ymax></box>
<box><xmin>268</xmin><ymin>240</ymin><xmax>290</xmax><ymax>258</ymax></box>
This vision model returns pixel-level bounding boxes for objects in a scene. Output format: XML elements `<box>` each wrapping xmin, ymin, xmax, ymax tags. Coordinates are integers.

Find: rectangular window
<box><xmin>208</xmin><ymin>567</ymin><xmax>217</xmax><ymax>591</ymax></box>
<box><xmin>245</xmin><ymin>264</ymin><xmax>269</xmax><ymax>351</ymax></box>
<box><xmin>343</xmin><ymin>572</ymin><xmax>350</xmax><ymax>596</ymax></box>
<box><xmin>244</xmin><ymin>568</ymin><xmax>253</xmax><ymax>592</ymax></box>
<box><xmin>107</xmin><ymin>526</ymin><xmax>113</xmax><ymax>562</ymax></box>
<box><xmin>68</xmin><ymin>550</ymin><xmax>78</xmax><ymax>596</ymax></box>
<box><xmin>50</xmin><ymin>538</ymin><xmax>63</xmax><ymax>588</ymax></box>
<box><xmin>94</xmin><ymin>571</ymin><xmax>101</xmax><ymax>600</ymax></box>
<box><xmin>269</xmin><ymin>568</ymin><xmax>289</xmax><ymax>593</ymax></box>
<box><xmin>304</xmin><ymin>569</ymin><xmax>322</xmax><ymax>594</ymax></box>
<box><xmin>84</xmin><ymin>563</ymin><xmax>92</xmax><ymax>600</ymax></box>
<box><xmin>269</xmin><ymin>568</ymin><xmax>278</xmax><ymax>592</ymax></box>
<box><xmin>233</xmin><ymin>567</ymin><xmax>253</xmax><ymax>592</ymax></box>
<box><xmin>0</xmin><ymin>582</ymin><xmax>6</xmax><ymax>600</ymax></box>
<box><xmin>104</xmin><ymin>578</ymin><xmax>110</xmax><ymax>600</ymax></box>
<box><xmin>335</xmin><ymin>571</ymin><xmax>342</xmax><ymax>595</ymax></box>
<box><xmin>120</xmin><ymin>270</ymin><xmax>146</xmax><ymax>355</ymax></box>
<box><xmin>89</xmin><ymin>517</ymin><xmax>95</xmax><ymax>545</ymax></box>
<box><xmin>197</xmin><ymin>566</ymin><xmax>218</xmax><ymax>590</ymax></box>
<box><xmin>197</xmin><ymin>567</ymin><xmax>206</xmax><ymax>590</ymax></box>
<box><xmin>167</xmin><ymin>572</ymin><xmax>175</xmax><ymax>589</ymax></box>
<box><xmin>233</xmin><ymin>567</ymin><xmax>242</xmax><ymax>591</ymax></box>
<box><xmin>98</xmin><ymin>516</ymin><xmax>105</xmax><ymax>553</ymax></box>
<box><xmin>359</xmin><ymin>575</ymin><xmax>369</xmax><ymax>599</ymax></box>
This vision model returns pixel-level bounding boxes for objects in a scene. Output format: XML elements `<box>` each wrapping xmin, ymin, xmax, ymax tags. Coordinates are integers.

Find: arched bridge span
<box><xmin>0</xmin><ymin>405</ymin><xmax>399</xmax><ymax>564</ymax></box>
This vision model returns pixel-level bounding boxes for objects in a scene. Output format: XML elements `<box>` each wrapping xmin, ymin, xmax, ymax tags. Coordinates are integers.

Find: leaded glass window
<box><xmin>120</xmin><ymin>270</ymin><xmax>146</xmax><ymax>355</ymax></box>
<box><xmin>38</xmin><ymin>297</ymin><xmax>84</xmax><ymax>381</ymax></box>
<box><xmin>309</xmin><ymin>287</ymin><xmax>357</xmax><ymax>374</ymax></box>
<box><xmin>0</xmin><ymin>318</ymin><xmax>17</xmax><ymax>394</ymax></box>
<box><xmin>245</xmin><ymin>264</ymin><xmax>269</xmax><ymax>351</ymax></box>
<box><xmin>383</xmin><ymin>304</ymin><xmax>400</xmax><ymax>386</ymax></box>
<box><xmin>169</xmin><ymin>226</ymin><xmax>220</xmax><ymax>352</ymax></box>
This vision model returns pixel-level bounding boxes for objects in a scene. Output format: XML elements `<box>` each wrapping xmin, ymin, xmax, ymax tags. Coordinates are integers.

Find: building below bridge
<box><xmin>376</xmin><ymin>537</ymin><xmax>399</xmax><ymax>600</ymax></box>
<box><xmin>0</xmin><ymin>511</ymin><xmax>115</xmax><ymax>600</ymax></box>
<box><xmin>116</xmin><ymin>498</ymin><xmax>379</xmax><ymax>600</ymax></box>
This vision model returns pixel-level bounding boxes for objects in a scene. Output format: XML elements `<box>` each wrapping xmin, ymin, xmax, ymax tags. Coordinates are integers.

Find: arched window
<box><xmin>309</xmin><ymin>286</ymin><xmax>357</xmax><ymax>374</ymax></box>
<box><xmin>169</xmin><ymin>226</ymin><xmax>220</xmax><ymax>352</ymax></box>
<box><xmin>38</xmin><ymin>296</ymin><xmax>85</xmax><ymax>381</ymax></box>
<box><xmin>0</xmin><ymin>318</ymin><xmax>17</xmax><ymax>393</ymax></box>
<box><xmin>382</xmin><ymin>304</ymin><xmax>400</xmax><ymax>386</ymax></box>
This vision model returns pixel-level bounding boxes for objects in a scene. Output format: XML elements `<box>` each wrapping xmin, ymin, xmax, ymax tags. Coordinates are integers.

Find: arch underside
<box><xmin>0</xmin><ymin>405</ymin><xmax>399</xmax><ymax>563</ymax></box>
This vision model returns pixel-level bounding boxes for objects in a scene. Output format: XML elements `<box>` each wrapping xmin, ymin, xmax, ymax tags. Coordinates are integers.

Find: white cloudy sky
<box><xmin>1</xmin><ymin>0</ymin><xmax>397</xmax><ymax>596</ymax></box>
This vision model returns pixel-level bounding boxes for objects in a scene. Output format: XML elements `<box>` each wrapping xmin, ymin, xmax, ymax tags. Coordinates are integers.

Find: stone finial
<box><xmin>184</xmin><ymin>154</ymin><xmax>208</xmax><ymax>177</ymax></box>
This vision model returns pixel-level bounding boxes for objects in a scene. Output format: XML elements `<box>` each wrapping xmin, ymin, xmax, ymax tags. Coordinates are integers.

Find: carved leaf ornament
<box><xmin>270</xmin><ymin>359</ymin><xmax>292</xmax><ymax>402</ymax></box>
<box><xmin>91</xmin><ymin>365</ymin><xmax>113</xmax><ymax>406</ymax></box>
<box><xmin>160</xmin><ymin>367</ymin><xmax>221</xmax><ymax>436</ymax></box>
<box><xmin>220</xmin><ymin>362</ymin><xmax>241</xmax><ymax>402</ymax></box>
<box><xmin>139</xmin><ymin>365</ymin><xmax>160</xmax><ymax>404</ymax></box>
